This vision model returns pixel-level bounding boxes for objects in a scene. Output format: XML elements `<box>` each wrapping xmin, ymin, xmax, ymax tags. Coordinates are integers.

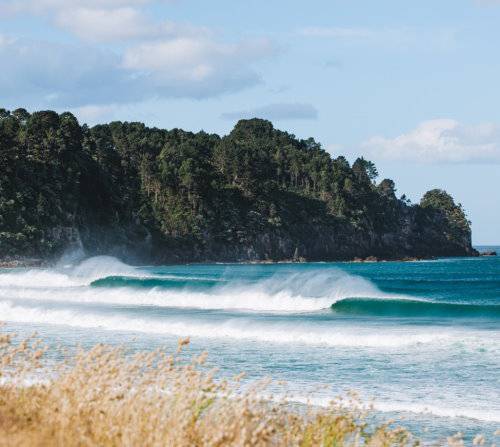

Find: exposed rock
<box><xmin>480</xmin><ymin>250</ymin><xmax>497</xmax><ymax>256</ymax></box>
<box><xmin>0</xmin><ymin>258</ymin><xmax>45</xmax><ymax>268</ymax></box>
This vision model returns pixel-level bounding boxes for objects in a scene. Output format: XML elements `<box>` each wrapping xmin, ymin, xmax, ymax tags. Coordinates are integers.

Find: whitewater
<box><xmin>1</xmin><ymin>251</ymin><xmax>499</xmax><ymax>443</ymax></box>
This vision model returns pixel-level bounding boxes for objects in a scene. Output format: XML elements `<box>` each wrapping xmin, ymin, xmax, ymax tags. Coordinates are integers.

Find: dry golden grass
<box><xmin>0</xmin><ymin>328</ymin><xmax>494</xmax><ymax>447</ymax></box>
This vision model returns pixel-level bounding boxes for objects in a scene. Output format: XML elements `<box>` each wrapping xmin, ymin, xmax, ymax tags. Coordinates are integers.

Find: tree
<box><xmin>377</xmin><ymin>179</ymin><xmax>396</xmax><ymax>198</ymax></box>
<box><xmin>352</xmin><ymin>157</ymin><xmax>378</xmax><ymax>183</ymax></box>
<box><xmin>420</xmin><ymin>189</ymin><xmax>471</xmax><ymax>239</ymax></box>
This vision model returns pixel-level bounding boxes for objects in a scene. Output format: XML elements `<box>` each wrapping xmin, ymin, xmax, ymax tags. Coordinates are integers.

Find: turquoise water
<box><xmin>1</xmin><ymin>249</ymin><xmax>499</xmax><ymax>443</ymax></box>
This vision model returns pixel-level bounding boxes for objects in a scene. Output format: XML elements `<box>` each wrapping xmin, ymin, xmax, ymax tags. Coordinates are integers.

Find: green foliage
<box><xmin>0</xmin><ymin>108</ymin><xmax>473</xmax><ymax>260</ymax></box>
<box><xmin>420</xmin><ymin>189</ymin><xmax>471</xmax><ymax>242</ymax></box>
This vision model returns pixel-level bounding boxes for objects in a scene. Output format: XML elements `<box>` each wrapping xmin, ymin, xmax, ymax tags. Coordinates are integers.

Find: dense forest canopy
<box><xmin>0</xmin><ymin>107</ymin><xmax>475</xmax><ymax>263</ymax></box>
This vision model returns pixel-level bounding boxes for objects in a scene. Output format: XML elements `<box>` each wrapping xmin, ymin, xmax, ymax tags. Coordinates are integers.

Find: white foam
<box><xmin>0</xmin><ymin>286</ymin><xmax>335</xmax><ymax>312</ymax></box>
<box><xmin>229</xmin><ymin>271</ymin><xmax>384</xmax><ymax>300</ymax></box>
<box><xmin>0</xmin><ymin>301</ymin><xmax>466</xmax><ymax>348</ymax></box>
<box><xmin>373</xmin><ymin>401</ymin><xmax>500</xmax><ymax>423</ymax></box>
<box><xmin>0</xmin><ymin>256</ymin><xmax>143</xmax><ymax>288</ymax></box>
<box><xmin>278</xmin><ymin>394</ymin><xmax>500</xmax><ymax>423</ymax></box>
<box><xmin>68</xmin><ymin>256</ymin><xmax>139</xmax><ymax>282</ymax></box>
<box><xmin>0</xmin><ymin>270</ymin><xmax>79</xmax><ymax>288</ymax></box>
<box><xmin>0</xmin><ymin>258</ymin><xmax>404</xmax><ymax>312</ymax></box>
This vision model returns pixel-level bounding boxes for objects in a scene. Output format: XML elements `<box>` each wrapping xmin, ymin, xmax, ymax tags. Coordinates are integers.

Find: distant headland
<box><xmin>0</xmin><ymin>107</ymin><xmax>477</xmax><ymax>265</ymax></box>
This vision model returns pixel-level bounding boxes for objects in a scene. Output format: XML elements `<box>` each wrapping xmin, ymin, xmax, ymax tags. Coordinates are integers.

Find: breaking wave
<box><xmin>0</xmin><ymin>256</ymin><xmax>401</xmax><ymax>313</ymax></box>
<box><xmin>0</xmin><ymin>300</ymin><xmax>480</xmax><ymax>348</ymax></box>
<box><xmin>1</xmin><ymin>256</ymin><xmax>498</xmax><ymax>317</ymax></box>
<box><xmin>0</xmin><ymin>256</ymin><xmax>138</xmax><ymax>288</ymax></box>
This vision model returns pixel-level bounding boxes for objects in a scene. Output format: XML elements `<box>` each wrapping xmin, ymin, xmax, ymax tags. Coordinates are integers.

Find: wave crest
<box><xmin>331</xmin><ymin>298</ymin><xmax>500</xmax><ymax>318</ymax></box>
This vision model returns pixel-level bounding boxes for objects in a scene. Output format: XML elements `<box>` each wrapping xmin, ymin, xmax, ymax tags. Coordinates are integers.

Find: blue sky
<box><xmin>1</xmin><ymin>0</ymin><xmax>499</xmax><ymax>244</ymax></box>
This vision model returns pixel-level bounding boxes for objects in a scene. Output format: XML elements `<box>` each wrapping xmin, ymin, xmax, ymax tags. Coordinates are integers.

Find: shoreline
<box><xmin>0</xmin><ymin>259</ymin><xmax>49</xmax><ymax>269</ymax></box>
<box><xmin>0</xmin><ymin>253</ymin><xmax>488</xmax><ymax>269</ymax></box>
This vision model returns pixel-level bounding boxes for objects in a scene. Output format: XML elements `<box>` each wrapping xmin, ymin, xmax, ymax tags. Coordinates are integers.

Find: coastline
<box><xmin>3</xmin><ymin>244</ymin><xmax>496</xmax><ymax>270</ymax></box>
<box><xmin>0</xmin><ymin>258</ymin><xmax>49</xmax><ymax>269</ymax></box>
<box><xmin>0</xmin><ymin>253</ymin><xmax>483</xmax><ymax>269</ymax></box>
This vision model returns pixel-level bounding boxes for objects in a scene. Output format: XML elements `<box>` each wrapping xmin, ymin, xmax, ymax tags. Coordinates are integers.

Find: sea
<box><xmin>1</xmin><ymin>247</ymin><xmax>499</xmax><ymax>444</ymax></box>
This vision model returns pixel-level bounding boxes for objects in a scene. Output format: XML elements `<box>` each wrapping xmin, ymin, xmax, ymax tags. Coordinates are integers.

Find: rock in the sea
<box><xmin>480</xmin><ymin>251</ymin><xmax>497</xmax><ymax>256</ymax></box>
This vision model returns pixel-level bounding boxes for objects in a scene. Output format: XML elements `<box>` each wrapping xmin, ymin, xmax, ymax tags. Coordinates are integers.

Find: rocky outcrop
<box><xmin>480</xmin><ymin>250</ymin><xmax>497</xmax><ymax>256</ymax></box>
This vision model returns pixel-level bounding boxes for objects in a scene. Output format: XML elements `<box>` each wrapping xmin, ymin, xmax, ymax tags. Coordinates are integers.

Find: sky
<box><xmin>1</xmin><ymin>0</ymin><xmax>499</xmax><ymax>244</ymax></box>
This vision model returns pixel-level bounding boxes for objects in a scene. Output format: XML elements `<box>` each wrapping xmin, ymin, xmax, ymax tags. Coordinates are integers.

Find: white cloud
<box><xmin>54</xmin><ymin>7</ymin><xmax>152</xmax><ymax>42</ymax></box>
<box><xmin>0</xmin><ymin>34</ymin><xmax>15</xmax><ymax>46</ymax></box>
<box><xmin>0</xmin><ymin>0</ymin><xmax>156</xmax><ymax>15</ymax></box>
<box><xmin>2</xmin><ymin>0</ymin><xmax>194</xmax><ymax>43</ymax></box>
<box><xmin>363</xmin><ymin>119</ymin><xmax>500</xmax><ymax>164</ymax></box>
<box><xmin>53</xmin><ymin>5</ymin><xmax>207</xmax><ymax>42</ymax></box>
<box><xmin>122</xmin><ymin>37</ymin><xmax>276</xmax><ymax>98</ymax></box>
<box><xmin>0</xmin><ymin>36</ymin><xmax>149</xmax><ymax>107</ymax></box>
<box><xmin>71</xmin><ymin>104</ymin><xmax>118</xmax><ymax>124</ymax></box>
<box><xmin>0</xmin><ymin>33</ymin><xmax>275</xmax><ymax>106</ymax></box>
<box><xmin>0</xmin><ymin>1</ymin><xmax>277</xmax><ymax>102</ymax></box>
<box><xmin>123</xmin><ymin>37</ymin><xmax>273</xmax><ymax>77</ymax></box>
<box><xmin>221</xmin><ymin>103</ymin><xmax>318</xmax><ymax>121</ymax></box>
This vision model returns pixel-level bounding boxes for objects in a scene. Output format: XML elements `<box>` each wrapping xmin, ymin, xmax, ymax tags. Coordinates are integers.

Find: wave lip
<box><xmin>90</xmin><ymin>276</ymin><xmax>223</xmax><ymax>290</ymax></box>
<box><xmin>331</xmin><ymin>298</ymin><xmax>500</xmax><ymax>318</ymax></box>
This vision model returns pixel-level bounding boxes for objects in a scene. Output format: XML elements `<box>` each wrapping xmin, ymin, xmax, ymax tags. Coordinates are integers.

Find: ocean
<box><xmin>1</xmin><ymin>248</ymin><xmax>499</xmax><ymax>444</ymax></box>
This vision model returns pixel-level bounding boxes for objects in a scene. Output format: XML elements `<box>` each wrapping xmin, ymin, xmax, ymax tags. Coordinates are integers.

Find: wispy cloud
<box><xmin>362</xmin><ymin>119</ymin><xmax>500</xmax><ymax>164</ymax></box>
<box><xmin>300</xmin><ymin>27</ymin><xmax>375</xmax><ymax>39</ymax></box>
<box><xmin>0</xmin><ymin>0</ymin><xmax>158</xmax><ymax>16</ymax></box>
<box><xmin>55</xmin><ymin>7</ymin><xmax>158</xmax><ymax>42</ymax></box>
<box><xmin>221</xmin><ymin>103</ymin><xmax>318</xmax><ymax>122</ymax></box>
<box><xmin>299</xmin><ymin>26</ymin><xmax>457</xmax><ymax>50</ymax></box>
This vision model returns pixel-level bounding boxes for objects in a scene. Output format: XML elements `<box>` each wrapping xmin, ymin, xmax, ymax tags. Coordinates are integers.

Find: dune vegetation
<box><xmin>1</xmin><ymin>326</ymin><xmax>493</xmax><ymax>447</ymax></box>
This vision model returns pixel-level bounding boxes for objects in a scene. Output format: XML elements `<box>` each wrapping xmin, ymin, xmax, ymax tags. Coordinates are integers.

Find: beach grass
<box><xmin>0</xmin><ymin>328</ymin><xmax>490</xmax><ymax>447</ymax></box>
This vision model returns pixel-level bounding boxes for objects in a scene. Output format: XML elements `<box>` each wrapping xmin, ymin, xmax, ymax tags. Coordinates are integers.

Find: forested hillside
<box><xmin>0</xmin><ymin>107</ymin><xmax>476</xmax><ymax>263</ymax></box>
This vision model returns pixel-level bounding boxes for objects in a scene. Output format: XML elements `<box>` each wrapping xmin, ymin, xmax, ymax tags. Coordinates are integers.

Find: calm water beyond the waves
<box><xmin>1</xmin><ymin>248</ymin><xmax>499</xmax><ymax>443</ymax></box>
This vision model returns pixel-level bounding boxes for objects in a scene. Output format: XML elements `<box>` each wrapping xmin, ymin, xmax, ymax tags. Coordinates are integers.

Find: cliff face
<box><xmin>73</xmin><ymin>193</ymin><xmax>476</xmax><ymax>264</ymax></box>
<box><xmin>0</xmin><ymin>108</ymin><xmax>476</xmax><ymax>264</ymax></box>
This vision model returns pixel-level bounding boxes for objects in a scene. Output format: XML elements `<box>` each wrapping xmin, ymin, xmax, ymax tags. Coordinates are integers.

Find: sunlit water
<box><xmin>1</xmin><ymin>248</ymin><xmax>499</xmax><ymax>444</ymax></box>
